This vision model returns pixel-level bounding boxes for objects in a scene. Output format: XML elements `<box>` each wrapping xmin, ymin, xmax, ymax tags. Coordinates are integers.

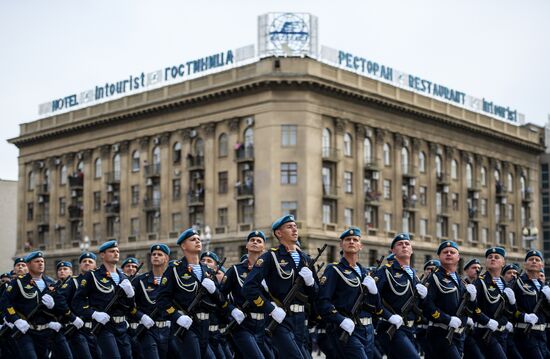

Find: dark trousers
<box><xmin>330</xmin><ymin>323</ymin><xmax>374</xmax><ymax>359</ymax></box>
<box><xmin>80</xmin><ymin>329</ymin><xmax>101</xmax><ymax>359</ymax></box>
<box><xmin>473</xmin><ymin>329</ymin><xmax>507</xmax><ymax>359</ymax></box>
<box><xmin>514</xmin><ymin>330</ymin><xmax>550</xmax><ymax>359</ymax></box>
<box><xmin>170</xmin><ymin>319</ymin><xmax>213</xmax><ymax>359</ymax></box>
<box><xmin>16</xmin><ymin>329</ymin><xmax>55</xmax><ymax>359</ymax></box>
<box><xmin>376</xmin><ymin>323</ymin><xmax>418</xmax><ymax>359</ymax></box>
<box><xmin>270</xmin><ymin>313</ymin><xmax>310</xmax><ymax>359</ymax></box>
<box><xmin>139</xmin><ymin>327</ymin><xmax>170</xmax><ymax>359</ymax></box>
<box><xmin>426</xmin><ymin>326</ymin><xmax>465</xmax><ymax>359</ymax></box>
<box><xmin>231</xmin><ymin>318</ymin><xmax>274</xmax><ymax>359</ymax></box>
<box><xmin>463</xmin><ymin>331</ymin><xmax>484</xmax><ymax>359</ymax></box>
<box><xmin>50</xmin><ymin>330</ymin><xmax>73</xmax><ymax>359</ymax></box>
<box><xmin>67</xmin><ymin>332</ymin><xmax>93</xmax><ymax>359</ymax></box>
<box><xmin>96</xmin><ymin>325</ymin><xmax>132</xmax><ymax>359</ymax></box>
<box><xmin>317</xmin><ymin>332</ymin><xmax>339</xmax><ymax>359</ymax></box>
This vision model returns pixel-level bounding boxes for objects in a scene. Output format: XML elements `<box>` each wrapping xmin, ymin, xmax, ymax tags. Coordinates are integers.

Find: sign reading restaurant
<box><xmin>38</xmin><ymin>12</ymin><xmax>522</xmax><ymax>124</ymax></box>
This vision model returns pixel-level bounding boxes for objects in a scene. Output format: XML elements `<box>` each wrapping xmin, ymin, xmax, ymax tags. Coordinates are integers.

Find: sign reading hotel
<box><xmin>38</xmin><ymin>12</ymin><xmax>522</xmax><ymax>124</ymax></box>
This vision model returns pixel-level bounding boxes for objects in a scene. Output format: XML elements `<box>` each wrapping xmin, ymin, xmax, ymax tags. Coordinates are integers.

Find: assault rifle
<box><xmin>445</xmin><ymin>278</ymin><xmax>475</xmax><ymax>344</ymax></box>
<box><xmin>524</xmin><ymin>279</ymin><xmax>549</xmax><ymax>336</ymax></box>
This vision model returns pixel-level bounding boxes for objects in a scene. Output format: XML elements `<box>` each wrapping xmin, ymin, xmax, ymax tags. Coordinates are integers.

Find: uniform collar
<box><xmin>277</xmin><ymin>244</ymin><xmax>301</xmax><ymax>256</ymax></box>
<box><xmin>339</xmin><ymin>257</ymin><xmax>363</xmax><ymax>277</ymax></box>
<box><xmin>180</xmin><ymin>256</ymin><xmax>206</xmax><ymax>281</ymax></box>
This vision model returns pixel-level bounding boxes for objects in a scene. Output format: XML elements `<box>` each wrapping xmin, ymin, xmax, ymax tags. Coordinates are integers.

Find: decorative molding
<box><xmin>333</xmin><ymin>118</ymin><xmax>347</xmax><ymax>134</ymax></box>
<box><xmin>428</xmin><ymin>142</ymin><xmax>438</xmax><ymax>155</ymax></box>
<box><xmin>119</xmin><ymin>140</ymin><xmax>130</xmax><ymax>154</ymax></box>
<box><xmin>444</xmin><ymin>146</ymin><xmax>454</xmax><ymax>157</ymax></box>
<box><xmin>474</xmin><ymin>154</ymin><xmax>483</xmax><ymax>165</ymax></box>
<box><xmin>202</xmin><ymin>122</ymin><xmax>216</xmax><ymax>137</ymax></box>
<box><xmin>160</xmin><ymin>132</ymin><xmax>171</xmax><ymax>145</ymax></box>
<box><xmin>394</xmin><ymin>133</ymin><xmax>404</xmax><ymax>148</ymax></box>
<box><xmin>375</xmin><ymin>128</ymin><xmax>385</xmax><ymax>142</ymax></box>
<box><xmin>63</xmin><ymin>153</ymin><xmax>75</xmax><ymax>165</ymax></box>
<box><xmin>82</xmin><ymin>149</ymin><xmax>93</xmax><ymax>162</ymax></box>
<box><xmin>411</xmin><ymin>138</ymin><xmax>420</xmax><ymax>151</ymax></box>
<box><xmin>100</xmin><ymin>145</ymin><xmax>111</xmax><ymax>158</ymax></box>
<box><xmin>139</xmin><ymin>137</ymin><xmax>150</xmax><ymax>149</ymax></box>
<box><xmin>228</xmin><ymin>118</ymin><xmax>240</xmax><ymax>132</ymax></box>
<box><xmin>354</xmin><ymin>123</ymin><xmax>366</xmax><ymax>138</ymax></box>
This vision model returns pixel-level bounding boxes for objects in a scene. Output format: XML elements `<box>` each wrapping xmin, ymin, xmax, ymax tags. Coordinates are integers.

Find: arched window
<box><xmin>173</xmin><ymin>142</ymin><xmax>182</xmax><ymax>163</ymax></box>
<box><xmin>76</xmin><ymin>160</ymin><xmax>84</xmax><ymax>173</ymax></box>
<box><xmin>507</xmin><ymin>173</ymin><xmax>514</xmax><ymax>193</ymax></box>
<box><xmin>480</xmin><ymin>167</ymin><xmax>487</xmax><ymax>186</ymax></box>
<box><xmin>383</xmin><ymin>143</ymin><xmax>391</xmax><ymax>166</ymax></box>
<box><xmin>28</xmin><ymin>171</ymin><xmax>35</xmax><ymax>190</ymax></box>
<box><xmin>194</xmin><ymin>138</ymin><xmax>204</xmax><ymax>157</ymax></box>
<box><xmin>44</xmin><ymin>169</ymin><xmax>50</xmax><ymax>186</ymax></box>
<box><xmin>520</xmin><ymin>176</ymin><xmax>526</xmax><ymax>194</ymax></box>
<box><xmin>132</xmin><ymin>150</ymin><xmax>140</xmax><ymax>172</ymax></box>
<box><xmin>343</xmin><ymin>133</ymin><xmax>352</xmax><ymax>157</ymax></box>
<box><xmin>218</xmin><ymin>133</ymin><xmax>228</xmax><ymax>157</ymax></box>
<box><xmin>94</xmin><ymin>158</ymin><xmax>102</xmax><ymax>178</ymax></box>
<box><xmin>112</xmin><ymin>154</ymin><xmax>121</xmax><ymax>181</ymax></box>
<box><xmin>435</xmin><ymin>155</ymin><xmax>442</xmax><ymax>177</ymax></box>
<box><xmin>466</xmin><ymin>163</ymin><xmax>473</xmax><ymax>188</ymax></box>
<box><xmin>451</xmin><ymin>160</ymin><xmax>458</xmax><ymax>180</ymax></box>
<box><xmin>418</xmin><ymin>151</ymin><xmax>426</xmax><ymax>173</ymax></box>
<box><xmin>60</xmin><ymin>165</ymin><xmax>67</xmax><ymax>185</ymax></box>
<box><xmin>244</xmin><ymin>128</ymin><xmax>254</xmax><ymax>147</ymax></box>
<box><xmin>494</xmin><ymin>169</ymin><xmax>500</xmax><ymax>182</ymax></box>
<box><xmin>152</xmin><ymin>146</ymin><xmax>161</xmax><ymax>166</ymax></box>
<box><xmin>364</xmin><ymin>138</ymin><xmax>372</xmax><ymax>164</ymax></box>
<box><xmin>322</xmin><ymin>128</ymin><xmax>331</xmax><ymax>157</ymax></box>
<box><xmin>401</xmin><ymin>147</ymin><xmax>409</xmax><ymax>173</ymax></box>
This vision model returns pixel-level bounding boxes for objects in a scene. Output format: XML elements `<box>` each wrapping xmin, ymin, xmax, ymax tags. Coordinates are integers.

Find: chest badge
<box><xmin>394</xmin><ymin>273</ymin><xmax>403</xmax><ymax>279</ymax></box>
<box><xmin>240</xmin><ymin>272</ymin><xmax>248</xmax><ymax>279</ymax></box>
<box><xmin>343</xmin><ymin>270</ymin><xmax>352</xmax><ymax>275</ymax></box>
<box><xmin>442</xmin><ymin>278</ymin><xmax>451</xmax><ymax>284</ymax></box>
<box><xmin>182</xmin><ymin>274</ymin><xmax>191</xmax><ymax>279</ymax></box>
<box><xmin>25</xmin><ymin>284</ymin><xmax>33</xmax><ymax>289</ymax></box>
<box><xmin>101</xmin><ymin>278</ymin><xmax>109</xmax><ymax>284</ymax></box>
<box><xmin>320</xmin><ymin>276</ymin><xmax>327</xmax><ymax>285</ymax></box>
<box><xmin>279</xmin><ymin>260</ymin><xmax>288</xmax><ymax>267</ymax></box>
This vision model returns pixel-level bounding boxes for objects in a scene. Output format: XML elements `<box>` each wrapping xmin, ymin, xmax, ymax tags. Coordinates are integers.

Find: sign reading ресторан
<box><xmin>38</xmin><ymin>46</ymin><xmax>255</xmax><ymax>116</ymax></box>
<box><xmin>320</xmin><ymin>46</ymin><xmax>524</xmax><ymax>124</ymax></box>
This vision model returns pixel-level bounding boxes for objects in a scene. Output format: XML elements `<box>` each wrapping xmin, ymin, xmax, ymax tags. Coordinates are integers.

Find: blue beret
<box><xmin>56</xmin><ymin>261</ymin><xmax>72</xmax><ymax>270</ymax></box>
<box><xmin>501</xmin><ymin>263</ymin><xmax>520</xmax><ymax>275</ymax></box>
<box><xmin>25</xmin><ymin>251</ymin><xmax>44</xmax><ymax>263</ymax></box>
<box><xmin>437</xmin><ymin>240</ymin><xmax>459</xmax><ymax>255</ymax></box>
<box><xmin>485</xmin><ymin>247</ymin><xmax>506</xmax><ymax>258</ymax></box>
<box><xmin>121</xmin><ymin>257</ymin><xmax>140</xmax><ymax>268</ymax></box>
<box><xmin>247</xmin><ymin>230</ymin><xmax>267</xmax><ymax>242</ymax></box>
<box><xmin>13</xmin><ymin>257</ymin><xmax>26</xmax><ymax>266</ymax></box>
<box><xmin>424</xmin><ymin>259</ymin><xmax>441</xmax><ymax>270</ymax></box>
<box><xmin>391</xmin><ymin>232</ymin><xmax>411</xmax><ymax>249</ymax></box>
<box><xmin>0</xmin><ymin>272</ymin><xmax>10</xmax><ymax>279</ymax></box>
<box><xmin>200</xmin><ymin>251</ymin><xmax>220</xmax><ymax>264</ymax></box>
<box><xmin>271</xmin><ymin>215</ymin><xmax>295</xmax><ymax>231</ymax></box>
<box><xmin>340</xmin><ymin>227</ymin><xmax>361</xmax><ymax>240</ymax></box>
<box><xmin>525</xmin><ymin>250</ymin><xmax>543</xmax><ymax>261</ymax></box>
<box><xmin>79</xmin><ymin>252</ymin><xmax>97</xmax><ymax>263</ymax></box>
<box><xmin>150</xmin><ymin>243</ymin><xmax>171</xmax><ymax>256</ymax></box>
<box><xmin>386</xmin><ymin>253</ymin><xmax>395</xmax><ymax>261</ymax></box>
<box><xmin>99</xmin><ymin>240</ymin><xmax>118</xmax><ymax>253</ymax></box>
<box><xmin>177</xmin><ymin>228</ymin><xmax>199</xmax><ymax>245</ymax></box>
<box><xmin>463</xmin><ymin>258</ymin><xmax>481</xmax><ymax>271</ymax></box>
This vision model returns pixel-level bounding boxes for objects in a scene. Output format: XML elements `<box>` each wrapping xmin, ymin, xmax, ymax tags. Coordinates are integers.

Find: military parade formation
<box><xmin>0</xmin><ymin>214</ymin><xmax>549</xmax><ymax>358</ymax></box>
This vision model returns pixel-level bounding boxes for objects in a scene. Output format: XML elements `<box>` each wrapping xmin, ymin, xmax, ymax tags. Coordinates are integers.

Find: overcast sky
<box><xmin>1</xmin><ymin>0</ymin><xmax>549</xmax><ymax>181</ymax></box>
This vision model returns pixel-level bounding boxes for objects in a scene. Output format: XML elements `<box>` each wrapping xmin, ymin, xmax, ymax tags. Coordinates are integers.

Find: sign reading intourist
<box><xmin>38</xmin><ymin>12</ymin><xmax>523</xmax><ymax>124</ymax></box>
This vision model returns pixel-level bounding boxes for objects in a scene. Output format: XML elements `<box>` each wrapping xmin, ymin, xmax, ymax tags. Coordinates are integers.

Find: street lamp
<box><xmin>522</xmin><ymin>225</ymin><xmax>539</xmax><ymax>250</ymax></box>
<box><xmin>80</xmin><ymin>235</ymin><xmax>90</xmax><ymax>252</ymax></box>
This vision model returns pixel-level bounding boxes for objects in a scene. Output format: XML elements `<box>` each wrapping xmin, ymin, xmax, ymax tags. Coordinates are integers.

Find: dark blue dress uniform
<box><xmin>221</xmin><ymin>258</ymin><xmax>275</xmax><ymax>359</ymax></box>
<box><xmin>72</xmin><ymin>264</ymin><xmax>136</xmax><ymax>359</ymax></box>
<box><xmin>317</xmin><ymin>257</ymin><xmax>381</xmax><ymax>359</ymax></box>
<box><xmin>512</xmin><ymin>272</ymin><xmax>549</xmax><ymax>359</ymax></box>
<box><xmin>2</xmin><ymin>272</ymin><xmax>74</xmax><ymax>359</ymax></box>
<box><xmin>156</xmin><ymin>256</ymin><xmax>227</xmax><ymax>359</ymax></box>
<box><xmin>373</xmin><ymin>260</ymin><xmax>421</xmax><ymax>359</ymax></box>
<box><xmin>242</xmin><ymin>244</ymin><xmax>319</xmax><ymax>359</ymax></box>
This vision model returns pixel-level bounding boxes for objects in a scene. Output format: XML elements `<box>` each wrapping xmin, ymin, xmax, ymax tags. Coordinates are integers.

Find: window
<box><xmin>59</xmin><ymin>197</ymin><xmax>66</xmax><ymax>216</ymax></box>
<box><xmin>435</xmin><ymin>155</ymin><xmax>442</xmax><ymax>177</ymax></box>
<box><xmin>28</xmin><ymin>171</ymin><xmax>35</xmax><ymax>191</ymax></box>
<box><xmin>131</xmin><ymin>185</ymin><xmax>139</xmax><ymax>206</ymax></box>
<box><xmin>419</xmin><ymin>152</ymin><xmax>426</xmax><ymax>173</ymax></box>
<box><xmin>383</xmin><ymin>144</ymin><xmax>391</xmax><ymax>166</ymax></box>
<box><xmin>112</xmin><ymin>154</ymin><xmax>121</xmax><ymax>181</ymax></box>
<box><xmin>451</xmin><ymin>160</ymin><xmax>458</xmax><ymax>180</ymax></box>
<box><xmin>93</xmin><ymin>223</ymin><xmax>102</xmax><ymax>243</ymax></box>
<box><xmin>452</xmin><ymin>224</ymin><xmax>459</xmax><ymax>241</ymax></box>
<box><xmin>76</xmin><ymin>160</ymin><xmax>84</xmax><ymax>172</ymax></box>
<box><xmin>244</xmin><ymin>127</ymin><xmax>254</xmax><ymax>147</ymax></box>
<box><xmin>383</xmin><ymin>180</ymin><xmax>391</xmax><ymax>200</ymax></box>
<box><xmin>384</xmin><ymin>213</ymin><xmax>392</xmax><ymax>232</ymax></box>
<box><xmin>323</xmin><ymin>203</ymin><xmax>332</xmax><ymax>224</ymax></box>
<box><xmin>481</xmin><ymin>199</ymin><xmax>487</xmax><ymax>216</ymax></box>
<box><xmin>466</xmin><ymin>163</ymin><xmax>473</xmax><ymax>188</ymax></box>
<box><xmin>130</xmin><ymin>218</ymin><xmax>139</xmax><ymax>236</ymax></box>
<box><xmin>481</xmin><ymin>228</ymin><xmax>488</xmax><ymax>244</ymax></box>
<box><xmin>147</xmin><ymin>212</ymin><xmax>160</xmax><ymax>233</ymax></box>
<box><xmin>218</xmin><ymin>134</ymin><xmax>228</xmax><ymax>157</ymax></box>
<box><xmin>481</xmin><ymin>167</ymin><xmax>487</xmax><ymax>186</ymax></box>
<box><xmin>508</xmin><ymin>173</ymin><xmax>514</xmax><ymax>193</ymax></box>
<box><xmin>452</xmin><ymin>193</ymin><xmax>459</xmax><ymax>211</ymax></box>
<box><xmin>172</xmin><ymin>179</ymin><xmax>181</xmax><ymax>200</ymax></box>
<box><xmin>364</xmin><ymin>138</ymin><xmax>373</xmax><ymax>164</ymax></box>
<box><xmin>508</xmin><ymin>204</ymin><xmax>514</xmax><ymax>221</ymax></box>
<box><xmin>106</xmin><ymin>217</ymin><xmax>119</xmax><ymax>238</ymax></box>
<box><xmin>60</xmin><ymin>165</ymin><xmax>67</xmax><ymax>185</ymax></box>
<box><xmin>401</xmin><ymin>147</ymin><xmax>409</xmax><ymax>173</ymax></box>
<box><xmin>152</xmin><ymin>146</ymin><xmax>161</xmax><ymax>165</ymax></box>
<box><xmin>132</xmin><ymin>151</ymin><xmax>140</xmax><ymax>172</ymax></box>
<box><xmin>344</xmin><ymin>208</ymin><xmax>354</xmax><ymax>226</ymax></box>
<box><xmin>93</xmin><ymin>192</ymin><xmax>101</xmax><ymax>211</ymax></box>
<box><xmin>322</xmin><ymin>128</ymin><xmax>331</xmax><ymax>157</ymax></box>
<box><xmin>281</xmin><ymin>125</ymin><xmax>297</xmax><ymax>147</ymax></box>
<box><xmin>218</xmin><ymin>172</ymin><xmax>228</xmax><ymax>194</ymax></box>
<box><xmin>172</xmin><ymin>213</ymin><xmax>182</xmax><ymax>232</ymax></box>
<box><xmin>495</xmin><ymin>203</ymin><xmax>501</xmax><ymax>222</ymax></box>
<box><xmin>343</xmin><ymin>133</ymin><xmax>352</xmax><ymax>157</ymax></box>
<box><xmin>173</xmin><ymin>142</ymin><xmax>182</xmax><ymax>163</ymax></box>
<box><xmin>94</xmin><ymin>158</ymin><xmax>102</xmax><ymax>179</ymax></box>
<box><xmin>420</xmin><ymin>219</ymin><xmax>428</xmax><ymax>236</ymax></box>
<box><xmin>238</xmin><ymin>201</ymin><xmax>254</xmax><ymax>224</ymax></box>
<box><xmin>281</xmin><ymin>163</ymin><xmax>297</xmax><ymax>184</ymax></box>
<box><xmin>419</xmin><ymin>186</ymin><xmax>427</xmax><ymax>206</ymax></box>
<box><xmin>364</xmin><ymin>206</ymin><xmax>377</xmax><ymax>229</ymax></box>
<box><xmin>543</xmin><ymin>163</ymin><xmax>549</xmax><ymax>188</ymax></box>
<box><xmin>402</xmin><ymin>212</ymin><xmax>410</xmax><ymax>233</ymax></box>
<box><xmin>27</xmin><ymin>203</ymin><xmax>34</xmax><ymax>221</ymax></box>
<box><xmin>217</xmin><ymin>208</ymin><xmax>228</xmax><ymax>226</ymax></box>
<box><xmin>508</xmin><ymin>232</ymin><xmax>516</xmax><ymax>248</ymax></box>
<box><xmin>282</xmin><ymin>201</ymin><xmax>298</xmax><ymax>218</ymax></box>
<box><xmin>344</xmin><ymin>172</ymin><xmax>353</xmax><ymax>193</ymax></box>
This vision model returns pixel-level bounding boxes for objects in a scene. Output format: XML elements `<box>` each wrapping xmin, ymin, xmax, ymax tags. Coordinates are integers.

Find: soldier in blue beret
<box><xmin>417</xmin><ymin>258</ymin><xmax>442</xmax><ymax>358</ymax></box>
<box><xmin>132</xmin><ymin>244</ymin><xmax>171</xmax><ymax>359</ymax></box>
<box><xmin>13</xmin><ymin>256</ymin><xmax>28</xmax><ymax>277</ymax></box>
<box><xmin>373</xmin><ymin>232</ymin><xmax>427</xmax><ymax>359</ymax></box>
<box><xmin>73</xmin><ymin>240</ymin><xmax>138</xmax><ymax>359</ymax></box>
<box><xmin>317</xmin><ymin>227</ymin><xmax>382</xmax><ymax>358</ymax></box>
<box><xmin>221</xmin><ymin>230</ymin><xmax>274</xmax><ymax>359</ymax></box>
<box><xmin>120</xmin><ymin>256</ymin><xmax>142</xmax><ymax>358</ymax></box>
<box><xmin>243</xmin><ymin>216</ymin><xmax>318</xmax><ymax>359</ymax></box>
<box><xmin>4</xmin><ymin>251</ymin><xmax>76</xmax><ymax>358</ymax></box>
<box><xmin>463</xmin><ymin>258</ymin><xmax>482</xmax><ymax>284</ymax></box>
<box><xmin>510</xmin><ymin>250</ymin><xmax>550</xmax><ymax>358</ymax></box>
<box><xmin>56</xmin><ymin>261</ymin><xmax>73</xmax><ymax>283</ymax></box>
<box><xmin>156</xmin><ymin>228</ymin><xmax>227</xmax><ymax>359</ymax></box>
<box><xmin>121</xmin><ymin>257</ymin><xmax>140</xmax><ymax>277</ymax></box>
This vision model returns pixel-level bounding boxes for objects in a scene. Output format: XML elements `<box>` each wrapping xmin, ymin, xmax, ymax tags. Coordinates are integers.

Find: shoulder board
<box><xmin>271</xmin><ymin>248</ymin><xmax>277</xmax><ymax>251</ymax></box>
<box><xmin>332</xmin><ymin>262</ymin><xmax>338</xmax><ymax>265</ymax></box>
<box><xmin>173</xmin><ymin>260</ymin><xmax>181</xmax><ymax>266</ymax></box>
<box><xmin>385</xmin><ymin>263</ymin><xmax>391</xmax><ymax>267</ymax></box>
<box><xmin>72</xmin><ymin>275</ymin><xmax>78</xmax><ymax>278</ymax></box>
<box><xmin>434</xmin><ymin>268</ymin><xmax>440</xmax><ymax>273</ymax></box>
<box><xmin>479</xmin><ymin>275</ymin><xmax>485</xmax><ymax>280</ymax></box>
<box><xmin>18</xmin><ymin>275</ymin><xmax>24</xmax><ymax>278</ymax></box>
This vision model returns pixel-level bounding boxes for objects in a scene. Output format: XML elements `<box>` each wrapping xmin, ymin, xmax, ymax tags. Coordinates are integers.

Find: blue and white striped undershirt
<box><xmin>110</xmin><ymin>272</ymin><xmax>120</xmax><ymax>285</ymax></box>
<box><xmin>533</xmin><ymin>279</ymin><xmax>541</xmax><ymax>291</ymax></box>
<box><xmin>353</xmin><ymin>265</ymin><xmax>362</xmax><ymax>277</ymax></box>
<box><xmin>403</xmin><ymin>265</ymin><xmax>414</xmax><ymax>279</ymax></box>
<box><xmin>290</xmin><ymin>251</ymin><xmax>301</xmax><ymax>268</ymax></box>
<box><xmin>450</xmin><ymin>272</ymin><xmax>459</xmax><ymax>284</ymax></box>
<box><xmin>493</xmin><ymin>277</ymin><xmax>505</xmax><ymax>291</ymax></box>
<box><xmin>154</xmin><ymin>276</ymin><xmax>162</xmax><ymax>285</ymax></box>
<box><xmin>33</xmin><ymin>278</ymin><xmax>46</xmax><ymax>292</ymax></box>
<box><xmin>191</xmin><ymin>264</ymin><xmax>202</xmax><ymax>281</ymax></box>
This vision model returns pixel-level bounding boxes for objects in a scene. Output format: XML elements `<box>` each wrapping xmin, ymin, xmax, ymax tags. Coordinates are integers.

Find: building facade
<box><xmin>0</xmin><ymin>179</ymin><xmax>18</xmax><ymax>270</ymax></box>
<box><xmin>10</xmin><ymin>57</ymin><xmax>545</xmax><ymax>273</ymax></box>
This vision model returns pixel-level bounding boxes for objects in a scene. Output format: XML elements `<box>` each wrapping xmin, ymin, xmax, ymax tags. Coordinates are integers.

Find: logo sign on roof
<box><xmin>258</xmin><ymin>12</ymin><xmax>318</xmax><ymax>58</ymax></box>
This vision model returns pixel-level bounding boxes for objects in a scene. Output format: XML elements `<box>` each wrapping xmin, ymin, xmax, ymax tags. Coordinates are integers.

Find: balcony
<box><xmin>105</xmin><ymin>201</ymin><xmax>120</xmax><ymax>216</ymax></box>
<box><xmin>522</xmin><ymin>190</ymin><xmax>533</xmax><ymax>203</ymax></box>
<box><xmin>364</xmin><ymin>157</ymin><xmax>380</xmax><ymax>172</ymax></box>
<box><xmin>235</xmin><ymin>145</ymin><xmax>254</xmax><ymax>162</ymax></box>
<box><xmin>36</xmin><ymin>213</ymin><xmax>49</xmax><ymax>228</ymax></box>
<box><xmin>105</xmin><ymin>171</ymin><xmax>121</xmax><ymax>185</ymax></box>
<box><xmin>68</xmin><ymin>175</ymin><xmax>84</xmax><ymax>189</ymax></box>
<box><xmin>467</xmin><ymin>180</ymin><xmax>481</xmax><ymax>192</ymax></box>
<box><xmin>68</xmin><ymin>205</ymin><xmax>83</xmax><ymax>221</ymax></box>
<box><xmin>188</xmin><ymin>191</ymin><xmax>204</xmax><ymax>206</ymax></box>
<box><xmin>401</xmin><ymin>164</ymin><xmax>417</xmax><ymax>178</ymax></box>
<box><xmin>235</xmin><ymin>183</ymin><xmax>254</xmax><ymax>199</ymax></box>
<box><xmin>436</xmin><ymin>203</ymin><xmax>450</xmax><ymax>217</ymax></box>
<box><xmin>144</xmin><ymin>164</ymin><xmax>161</xmax><ymax>178</ymax></box>
<box><xmin>436</xmin><ymin>172</ymin><xmax>450</xmax><ymax>185</ymax></box>
<box><xmin>495</xmin><ymin>182</ymin><xmax>507</xmax><ymax>197</ymax></box>
<box><xmin>322</xmin><ymin>147</ymin><xmax>339</xmax><ymax>162</ymax></box>
<box><xmin>143</xmin><ymin>198</ymin><xmax>161</xmax><ymax>211</ymax></box>
<box><xmin>186</xmin><ymin>155</ymin><xmax>204</xmax><ymax>171</ymax></box>
<box><xmin>468</xmin><ymin>207</ymin><xmax>480</xmax><ymax>221</ymax></box>
<box><xmin>365</xmin><ymin>191</ymin><xmax>381</xmax><ymax>206</ymax></box>
<box><xmin>36</xmin><ymin>183</ymin><xmax>49</xmax><ymax>195</ymax></box>
<box><xmin>402</xmin><ymin>196</ymin><xmax>418</xmax><ymax>211</ymax></box>
<box><xmin>322</xmin><ymin>185</ymin><xmax>338</xmax><ymax>199</ymax></box>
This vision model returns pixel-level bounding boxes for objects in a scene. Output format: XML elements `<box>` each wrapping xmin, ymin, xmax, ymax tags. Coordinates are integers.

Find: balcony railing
<box><xmin>235</xmin><ymin>145</ymin><xmax>254</xmax><ymax>162</ymax></box>
<box><xmin>68</xmin><ymin>205</ymin><xmax>83</xmax><ymax>221</ymax></box>
<box><xmin>323</xmin><ymin>185</ymin><xmax>338</xmax><ymax>198</ymax></box>
<box><xmin>143</xmin><ymin>198</ymin><xmax>161</xmax><ymax>211</ymax></box>
<box><xmin>144</xmin><ymin>164</ymin><xmax>161</xmax><ymax>178</ymax></box>
<box><xmin>36</xmin><ymin>183</ymin><xmax>49</xmax><ymax>194</ymax></box>
<box><xmin>68</xmin><ymin>175</ymin><xmax>84</xmax><ymax>188</ymax></box>
<box><xmin>467</xmin><ymin>180</ymin><xmax>481</xmax><ymax>192</ymax></box>
<box><xmin>522</xmin><ymin>190</ymin><xmax>533</xmax><ymax>203</ymax></box>
<box><xmin>402</xmin><ymin>196</ymin><xmax>418</xmax><ymax>210</ymax></box>
<box><xmin>235</xmin><ymin>184</ymin><xmax>254</xmax><ymax>198</ymax></box>
<box><xmin>105</xmin><ymin>171</ymin><xmax>121</xmax><ymax>184</ymax></box>
<box><xmin>364</xmin><ymin>157</ymin><xmax>380</xmax><ymax>171</ymax></box>
<box><xmin>436</xmin><ymin>203</ymin><xmax>450</xmax><ymax>217</ymax></box>
<box><xmin>436</xmin><ymin>172</ymin><xmax>450</xmax><ymax>185</ymax></box>
<box><xmin>188</xmin><ymin>191</ymin><xmax>205</xmax><ymax>206</ymax></box>
<box><xmin>322</xmin><ymin>147</ymin><xmax>339</xmax><ymax>162</ymax></box>
<box><xmin>496</xmin><ymin>182</ymin><xmax>507</xmax><ymax>196</ymax></box>
<box><xmin>187</xmin><ymin>155</ymin><xmax>205</xmax><ymax>170</ymax></box>
<box><xmin>365</xmin><ymin>191</ymin><xmax>381</xmax><ymax>205</ymax></box>
<box><xmin>401</xmin><ymin>164</ymin><xmax>417</xmax><ymax>178</ymax></box>
<box><xmin>105</xmin><ymin>202</ymin><xmax>120</xmax><ymax>215</ymax></box>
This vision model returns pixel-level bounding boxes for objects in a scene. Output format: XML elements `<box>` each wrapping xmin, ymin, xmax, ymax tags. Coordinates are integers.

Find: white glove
<box><xmin>486</xmin><ymin>319</ymin><xmax>499</xmax><ymax>332</ymax></box>
<box><xmin>388</xmin><ymin>314</ymin><xmax>403</xmax><ymax>329</ymax></box>
<box><xmin>415</xmin><ymin>283</ymin><xmax>428</xmax><ymax>299</ymax></box>
<box><xmin>176</xmin><ymin>314</ymin><xmax>193</xmax><ymax>329</ymax></box>
<box><xmin>92</xmin><ymin>311</ymin><xmax>110</xmax><ymax>325</ymax></box>
<box><xmin>466</xmin><ymin>284</ymin><xmax>477</xmax><ymax>302</ymax></box>
<box><xmin>298</xmin><ymin>267</ymin><xmax>315</xmax><ymax>287</ymax></box>
<box><xmin>140</xmin><ymin>314</ymin><xmax>155</xmax><ymax>329</ymax></box>
<box><xmin>448</xmin><ymin>316</ymin><xmax>462</xmax><ymax>329</ymax></box>
<box><xmin>505</xmin><ymin>321</ymin><xmax>513</xmax><ymax>332</ymax></box>
<box><xmin>524</xmin><ymin>313</ymin><xmax>539</xmax><ymax>325</ymax></box>
<box><xmin>14</xmin><ymin>318</ymin><xmax>30</xmax><ymax>334</ymax></box>
<box><xmin>119</xmin><ymin>279</ymin><xmax>135</xmax><ymax>298</ymax></box>
<box><xmin>542</xmin><ymin>286</ymin><xmax>550</xmax><ymax>303</ymax></box>
<box><xmin>201</xmin><ymin>278</ymin><xmax>217</xmax><ymax>294</ymax></box>
<box><xmin>72</xmin><ymin>317</ymin><xmax>84</xmax><ymax>329</ymax></box>
<box><xmin>466</xmin><ymin>317</ymin><xmax>474</xmax><ymax>328</ymax></box>
<box><xmin>362</xmin><ymin>276</ymin><xmax>378</xmax><ymax>295</ymax></box>
<box><xmin>47</xmin><ymin>321</ymin><xmax>62</xmax><ymax>332</ymax></box>
<box><xmin>503</xmin><ymin>288</ymin><xmax>516</xmax><ymax>305</ymax></box>
<box><xmin>270</xmin><ymin>304</ymin><xmax>286</xmax><ymax>324</ymax></box>
<box><xmin>41</xmin><ymin>294</ymin><xmax>55</xmax><ymax>309</ymax></box>
<box><xmin>261</xmin><ymin>279</ymin><xmax>269</xmax><ymax>292</ymax></box>
<box><xmin>339</xmin><ymin>317</ymin><xmax>355</xmax><ymax>335</ymax></box>
<box><xmin>231</xmin><ymin>308</ymin><xmax>245</xmax><ymax>324</ymax></box>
